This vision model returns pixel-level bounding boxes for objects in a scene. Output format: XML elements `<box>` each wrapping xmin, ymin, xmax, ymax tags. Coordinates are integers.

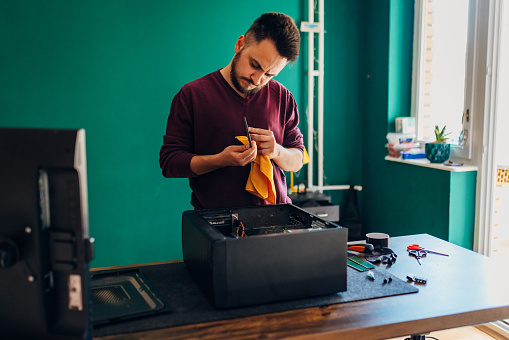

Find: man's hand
<box><xmin>190</xmin><ymin>143</ymin><xmax>257</xmax><ymax>176</ymax></box>
<box><xmin>248</xmin><ymin>127</ymin><xmax>280</xmax><ymax>159</ymax></box>
<box><xmin>218</xmin><ymin>143</ymin><xmax>258</xmax><ymax>167</ymax></box>
<box><xmin>249</xmin><ymin>127</ymin><xmax>303</xmax><ymax>172</ymax></box>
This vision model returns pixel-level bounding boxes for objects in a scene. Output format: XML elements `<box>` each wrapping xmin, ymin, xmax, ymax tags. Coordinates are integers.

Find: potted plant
<box><xmin>425</xmin><ymin>125</ymin><xmax>451</xmax><ymax>163</ymax></box>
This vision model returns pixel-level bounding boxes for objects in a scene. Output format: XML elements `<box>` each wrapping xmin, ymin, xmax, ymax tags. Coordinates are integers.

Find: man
<box><xmin>159</xmin><ymin>12</ymin><xmax>304</xmax><ymax>210</ymax></box>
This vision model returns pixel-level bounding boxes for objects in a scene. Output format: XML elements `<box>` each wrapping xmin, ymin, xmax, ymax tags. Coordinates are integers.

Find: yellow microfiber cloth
<box><xmin>236</xmin><ymin>136</ymin><xmax>276</xmax><ymax>204</ymax></box>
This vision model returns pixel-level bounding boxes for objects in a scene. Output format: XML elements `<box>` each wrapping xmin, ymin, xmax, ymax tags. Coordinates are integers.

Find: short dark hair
<box><xmin>245</xmin><ymin>12</ymin><xmax>300</xmax><ymax>62</ymax></box>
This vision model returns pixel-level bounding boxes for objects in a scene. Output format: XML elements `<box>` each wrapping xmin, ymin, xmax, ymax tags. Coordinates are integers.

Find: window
<box><xmin>411</xmin><ymin>0</ymin><xmax>476</xmax><ymax>159</ymax></box>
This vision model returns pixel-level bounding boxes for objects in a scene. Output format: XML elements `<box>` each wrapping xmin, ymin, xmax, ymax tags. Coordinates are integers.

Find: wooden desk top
<box><xmin>95</xmin><ymin>234</ymin><xmax>509</xmax><ymax>340</ymax></box>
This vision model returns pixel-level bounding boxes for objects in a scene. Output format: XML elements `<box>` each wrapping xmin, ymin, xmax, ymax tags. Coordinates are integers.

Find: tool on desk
<box><xmin>366</xmin><ymin>232</ymin><xmax>389</xmax><ymax>250</ymax></box>
<box><xmin>348</xmin><ymin>243</ymin><xmax>374</xmax><ymax>253</ymax></box>
<box><xmin>348</xmin><ymin>255</ymin><xmax>375</xmax><ymax>270</ymax></box>
<box><xmin>407</xmin><ymin>244</ymin><xmax>449</xmax><ymax>256</ymax></box>
<box><xmin>347</xmin><ymin>259</ymin><xmax>369</xmax><ymax>272</ymax></box>
<box><xmin>408</xmin><ymin>249</ymin><xmax>426</xmax><ymax>265</ymax></box>
<box><xmin>406</xmin><ymin>273</ymin><xmax>427</xmax><ymax>284</ymax></box>
<box><xmin>243</xmin><ymin>116</ymin><xmax>252</xmax><ymax>147</ymax></box>
<box><xmin>365</xmin><ymin>248</ymin><xmax>397</xmax><ymax>265</ymax></box>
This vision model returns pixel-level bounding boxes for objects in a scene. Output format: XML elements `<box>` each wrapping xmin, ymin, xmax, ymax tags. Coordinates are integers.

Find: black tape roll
<box><xmin>366</xmin><ymin>232</ymin><xmax>389</xmax><ymax>250</ymax></box>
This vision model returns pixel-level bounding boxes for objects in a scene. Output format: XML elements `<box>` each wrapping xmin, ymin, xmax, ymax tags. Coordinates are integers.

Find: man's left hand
<box><xmin>247</xmin><ymin>126</ymin><xmax>303</xmax><ymax>172</ymax></box>
<box><xmin>248</xmin><ymin>127</ymin><xmax>281</xmax><ymax>159</ymax></box>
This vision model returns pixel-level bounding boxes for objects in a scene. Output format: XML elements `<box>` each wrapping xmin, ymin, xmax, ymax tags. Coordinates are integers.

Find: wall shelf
<box><xmin>385</xmin><ymin>156</ymin><xmax>478</xmax><ymax>172</ymax></box>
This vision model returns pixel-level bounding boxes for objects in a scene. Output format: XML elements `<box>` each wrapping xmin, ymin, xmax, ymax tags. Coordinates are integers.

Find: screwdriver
<box><xmin>347</xmin><ymin>244</ymin><xmax>374</xmax><ymax>253</ymax></box>
<box><xmin>243</xmin><ymin>116</ymin><xmax>252</xmax><ymax>147</ymax></box>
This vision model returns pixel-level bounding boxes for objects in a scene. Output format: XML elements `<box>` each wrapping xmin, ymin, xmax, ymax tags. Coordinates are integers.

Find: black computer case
<box><xmin>182</xmin><ymin>204</ymin><xmax>347</xmax><ymax>309</ymax></box>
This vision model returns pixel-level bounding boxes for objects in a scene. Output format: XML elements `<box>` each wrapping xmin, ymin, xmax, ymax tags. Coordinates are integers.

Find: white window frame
<box><xmin>411</xmin><ymin>0</ymin><xmax>485</xmax><ymax>160</ymax></box>
<box><xmin>413</xmin><ymin>0</ymin><xmax>508</xmax><ymax>335</ymax></box>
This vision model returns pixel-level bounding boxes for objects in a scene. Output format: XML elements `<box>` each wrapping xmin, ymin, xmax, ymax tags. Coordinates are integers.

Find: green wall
<box><xmin>0</xmin><ymin>0</ymin><xmax>477</xmax><ymax>268</ymax></box>
<box><xmin>0</xmin><ymin>0</ymin><xmax>304</xmax><ymax>268</ymax></box>
<box><xmin>322</xmin><ymin>2</ymin><xmax>363</xmax><ymax>208</ymax></box>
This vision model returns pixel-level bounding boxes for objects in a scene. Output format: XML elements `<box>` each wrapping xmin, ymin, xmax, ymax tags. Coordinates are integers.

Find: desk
<box><xmin>95</xmin><ymin>234</ymin><xmax>509</xmax><ymax>340</ymax></box>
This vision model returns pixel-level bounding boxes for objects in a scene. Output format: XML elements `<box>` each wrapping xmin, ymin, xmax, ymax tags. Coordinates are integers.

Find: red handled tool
<box><xmin>408</xmin><ymin>249</ymin><xmax>426</xmax><ymax>265</ymax></box>
<box><xmin>407</xmin><ymin>244</ymin><xmax>449</xmax><ymax>256</ymax></box>
<box><xmin>348</xmin><ymin>244</ymin><xmax>374</xmax><ymax>253</ymax></box>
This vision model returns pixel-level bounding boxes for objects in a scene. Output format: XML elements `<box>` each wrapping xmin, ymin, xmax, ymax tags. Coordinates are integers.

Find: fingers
<box><xmin>230</xmin><ymin>144</ymin><xmax>252</xmax><ymax>152</ymax></box>
<box><xmin>225</xmin><ymin>142</ymin><xmax>257</xmax><ymax>166</ymax></box>
<box><xmin>248</xmin><ymin>127</ymin><xmax>273</xmax><ymax>139</ymax></box>
<box><xmin>248</xmin><ymin>127</ymin><xmax>277</xmax><ymax>158</ymax></box>
<box><xmin>238</xmin><ymin>143</ymin><xmax>257</xmax><ymax>165</ymax></box>
<box><xmin>248</xmin><ymin>128</ymin><xmax>273</xmax><ymax>146</ymax></box>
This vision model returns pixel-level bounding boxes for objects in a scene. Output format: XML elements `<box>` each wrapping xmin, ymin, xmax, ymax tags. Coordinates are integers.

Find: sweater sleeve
<box><xmin>282</xmin><ymin>93</ymin><xmax>305</xmax><ymax>154</ymax></box>
<box><xmin>159</xmin><ymin>88</ymin><xmax>198</xmax><ymax>178</ymax></box>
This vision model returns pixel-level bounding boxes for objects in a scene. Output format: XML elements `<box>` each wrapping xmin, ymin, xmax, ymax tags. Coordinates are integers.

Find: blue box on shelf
<box><xmin>401</xmin><ymin>150</ymin><xmax>426</xmax><ymax>160</ymax></box>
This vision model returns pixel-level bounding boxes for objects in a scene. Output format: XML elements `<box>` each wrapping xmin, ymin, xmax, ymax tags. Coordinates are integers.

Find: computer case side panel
<box><xmin>222</xmin><ymin>228</ymin><xmax>347</xmax><ymax>308</ymax></box>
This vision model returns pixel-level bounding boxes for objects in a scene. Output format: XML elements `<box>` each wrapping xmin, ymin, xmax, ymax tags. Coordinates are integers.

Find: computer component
<box><xmin>182</xmin><ymin>204</ymin><xmax>347</xmax><ymax>309</ymax></box>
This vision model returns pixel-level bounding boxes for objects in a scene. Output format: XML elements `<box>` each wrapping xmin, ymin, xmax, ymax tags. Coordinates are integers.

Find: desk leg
<box><xmin>405</xmin><ymin>334</ymin><xmax>430</xmax><ymax>340</ymax></box>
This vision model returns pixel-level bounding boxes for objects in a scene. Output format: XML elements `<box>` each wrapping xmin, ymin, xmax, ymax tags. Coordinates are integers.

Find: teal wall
<box><xmin>0</xmin><ymin>0</ymin><xmax>477</xmax><ymax>268</ymax></box>
<box><xmin>322</xmin><ymin>2</ymin><xmax>363</xmax><ymax>208</ymax></box>
<box><xmin>0</xmin><ymin>0</ymin><xmax>303</xmax><ymax>268</ymax></box>
<box><xmin>449</xmin><ymin>171</ymin><xmax>477</xmax><ymax>247</ymax></box>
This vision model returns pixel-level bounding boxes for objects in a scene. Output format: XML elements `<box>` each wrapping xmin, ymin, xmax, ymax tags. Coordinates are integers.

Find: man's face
<box><xmin>230</xmin><ymin>38</ymin><xmax>288</xmax><ymax>95</ymax></box>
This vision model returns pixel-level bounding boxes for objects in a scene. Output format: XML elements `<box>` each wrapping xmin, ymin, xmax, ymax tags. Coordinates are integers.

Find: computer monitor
<box><xmin>0</xmin><ymin>127</ymin><xmax>94</xmax><ymax>339</ymax></box>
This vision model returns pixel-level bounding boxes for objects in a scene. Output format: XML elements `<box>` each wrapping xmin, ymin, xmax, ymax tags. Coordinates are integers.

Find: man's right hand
<box><xmin>190</xmin><ymin>142</ymin><xmax>257</xmax><ymax>175</ymax></box>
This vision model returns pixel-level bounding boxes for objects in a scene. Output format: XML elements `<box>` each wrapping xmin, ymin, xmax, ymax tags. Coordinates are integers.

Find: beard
<box><xmin>230</xmin><ymin>51</ymin><xmax>265</xmax><ymax>95</ymax></box>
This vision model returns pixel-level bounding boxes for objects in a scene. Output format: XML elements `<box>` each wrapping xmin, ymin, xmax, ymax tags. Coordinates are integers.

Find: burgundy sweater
<box><xmin>159</xmin><ymin>70</ymin><xmax>304</xmax><ymax>210</ymax></box>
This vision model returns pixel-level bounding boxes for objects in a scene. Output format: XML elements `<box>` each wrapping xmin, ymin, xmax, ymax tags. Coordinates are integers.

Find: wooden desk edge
<box><xmin>90</xmin><ymin>259</ymin><xmax>183</xmax><ymax>272</ymax></box>
<box><xmin>96</xmin><ymin>304</ymin><xmax>509</xmax><ymax>340</ymax></box>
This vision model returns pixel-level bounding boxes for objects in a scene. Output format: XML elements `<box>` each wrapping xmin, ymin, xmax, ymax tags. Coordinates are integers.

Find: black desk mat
<box><xmin>93</xmin><ymin>262</ymin><xmax>418</xmax><ymax>337</ymax></box>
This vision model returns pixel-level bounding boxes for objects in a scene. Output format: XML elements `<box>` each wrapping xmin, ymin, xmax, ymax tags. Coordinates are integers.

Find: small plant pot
<box><xmin>425</xmin><ymin>142</ymin><xmax>450</xmax><ymax>163</ymax></box>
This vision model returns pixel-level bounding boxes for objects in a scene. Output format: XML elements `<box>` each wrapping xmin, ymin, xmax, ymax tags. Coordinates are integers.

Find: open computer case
<box><xmin>183</xmin><ymin>204</ymin><xmax>348</xmax><ymax>309</ymax></box>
